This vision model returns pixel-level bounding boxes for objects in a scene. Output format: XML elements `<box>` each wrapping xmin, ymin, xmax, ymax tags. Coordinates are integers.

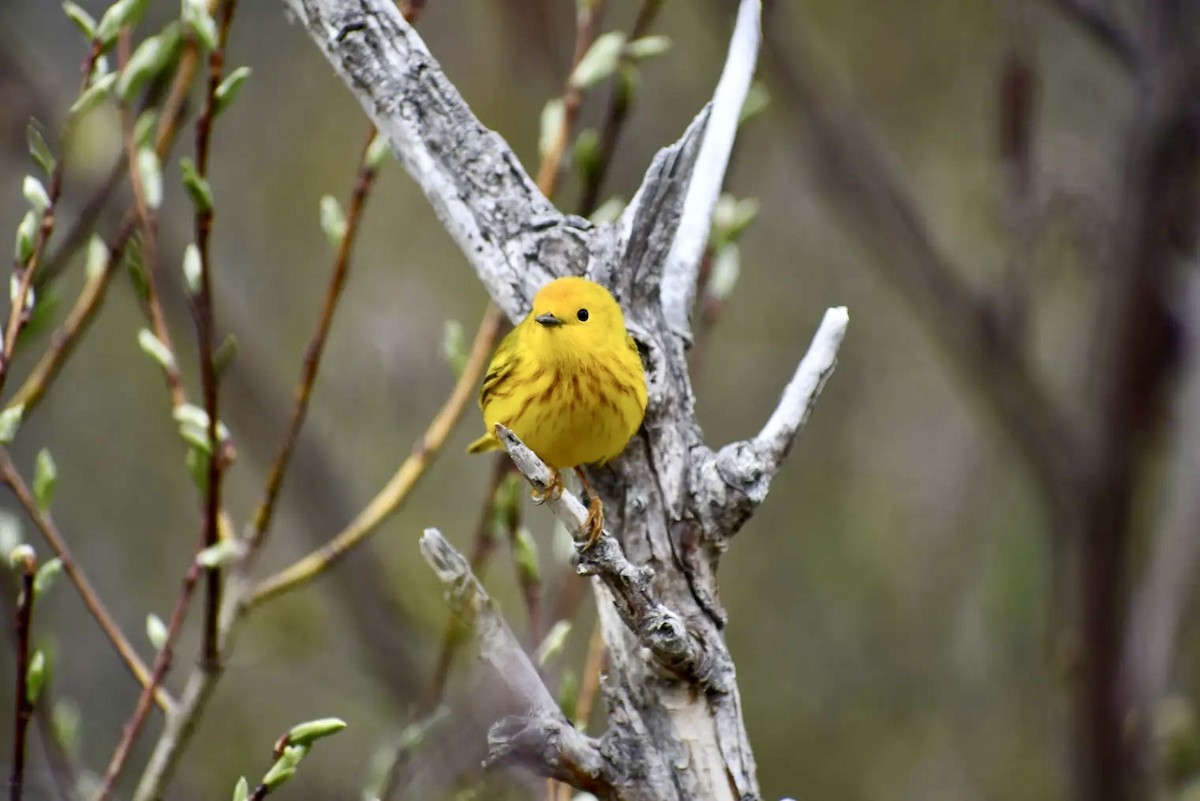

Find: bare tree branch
<box><xmin>418</xmin><ymin>529</ymin><xmax>613</xmax><ymax>793</ymax></box>
<box><xmin>496</xmin><ymin>425</ymin><xmax>710</xmax><ymax>685</ymax></box>
<box><xmin>282</xmin><ymin>0</ymin><xmax>587</xmax><ymax>320</ymax></box>
<box><xmin>660</xmin><ymin>0</ymin><xmax>761</xmax><ymax>341</ymax></box>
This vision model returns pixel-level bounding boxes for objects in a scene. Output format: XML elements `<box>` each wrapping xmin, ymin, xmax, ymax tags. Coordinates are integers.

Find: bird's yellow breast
<box><xmin>481</xmin><ymin>331</ymin><xmax>647</xmax><ymax>469</ymax></box>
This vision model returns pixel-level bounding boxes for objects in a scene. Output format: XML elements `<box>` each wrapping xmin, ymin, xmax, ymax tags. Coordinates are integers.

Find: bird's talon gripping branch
<box><xmin>574</xmin><ymin>466</ymin><xmax>605</xmax><ymax>549</ymax></box>
<box><xmin>531</xmin><ymin>469</ymin><xmax>563</xmax><ymax>505</ymax></box>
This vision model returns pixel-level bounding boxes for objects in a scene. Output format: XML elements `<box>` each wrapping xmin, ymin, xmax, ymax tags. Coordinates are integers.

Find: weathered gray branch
<box><xmin>496</xmin><ymin>425</ymin><xmax>714</xmax><ymax>686</ymax></box>
<box><xmin>285</xmin><ymin>1</ymin><xmax>845</xmax><ymax>798</ymax></box>
<box><xmin>696</xmin><ymin>306</ymin><xmax>847</xmax><ymax>536</ymax></box>
<box><xmin>282</xmin><ymin>0</ymin><xmax>588</xmax><ymax>320</ymax></box>
<box><xmin>660</xmin><ymin>0</ymin><xmax>761</xmax><ymax>340</ymax></box>
<box><xmin>418</xmin><ymin>529</ymin><xmax>611</xmax><ymax>790</ymax></box>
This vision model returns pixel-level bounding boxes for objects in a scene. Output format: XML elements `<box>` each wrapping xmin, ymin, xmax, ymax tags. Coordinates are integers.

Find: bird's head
<box><xmin>527</xmin><ymin>276</ymin><xmax>629</xmax><ymax>353</ymax></box>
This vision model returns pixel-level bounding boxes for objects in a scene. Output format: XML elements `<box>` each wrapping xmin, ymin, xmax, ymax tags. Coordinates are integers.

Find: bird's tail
<box><xmin>467</xmin><ymin>431</ymin><xmax>502</xmax><ymax>454</ymax></box>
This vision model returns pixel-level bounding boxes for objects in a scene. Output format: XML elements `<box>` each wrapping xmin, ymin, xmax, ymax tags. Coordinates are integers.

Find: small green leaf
<box><xmin>195</xmin><ymin>538</ymin><xmax>242</xmax><ymax>569</ymax></box>
<box><xmin>706</xmin><ymin>243</ymin><xmax>741</xmax><ymax>302</ymax></box>
<box><xmin>364</xmin><ymin>132</ymin><xmax>391</xmax><ymax>171</ymax></box>
<box><xmin>318</xmin><ymin>195</ymin><xmax>347</xmax><ymax>248</ymax></box>
<box><xmin>569</xmin><ymin>32</ymin><xmax>626</xmax><ymax>89</ymax></box>
<box><xmin>33</xmin><ymin>558</ymin><xmax>62</xmax><ymax>598</ymax></box>
<box><xmin>261</xmin><ymin>744</ymin><xmax>309</xmax><ymax>790</ymax></box>
<box><xmin>117</xmin><ymin>26</ymin><xmax>182</xmax><ymax>103</ymax></box>
<box><xmin>125</xmin><ymin>236</ymin><xmax>148</xmax><ymax>299</ymax></box>
<box><xmin>710</xmin><ymin>194</ymin><xmax>760</xmax><ymax>249</ymax></box>
<box><xmin>85</xmin><ymin>235</ymin><xmax>110</xmax><ymax>281</ymax></box>
<box><xmin>573</xmin><ymin>128</ymin><xmax>600</xmax><ymax>183</ymax></box>
<box><xmin>0</xmin><ymin>405</ymin><xmax>25</xmax><ymax>445</ymax></box>
<box><xmin>173</xmin><ymin>403</ymin><xmax>230</xmax><ymax>454</ymax></box>
<box><xmin>441</xmin><ymin>320</ymin><xmax>466</xmax><ymax>377</ymax></box>
<box><xmin>538</xmin><ymin>98</ymin><xmax>564</xmax><ymax>159</ymax></box>
<box><xmin>137</xmin><ymin>329</ymin><xmax>177</xmax><ymax>374</ymax></box>
<box><xmin>184</xmin><ymin>446</ymin><xmax>208</xmax><ymax>492</ymax></box>
<box><xmin>96</xmin><ymin>0</ymin><xmax>150</xmax><ymax>46</ymax></box>
<box><xmin>137</xmin><ymin>148</ymin><xmax>163</xmax><ymax>210</ymax></box>
<box><xmin>134</xmin><ymin>109</ymin><xmax>159</xmax><ymax>147</ymax></box>
<box><xmin>0</xmin><ymin>513</ymin><xmax>23</xmax><ymax>557</ymax></box>
<box><xmin>285</xmin><ymin>717</ymin><xmax>348</xmax><ymax>748</ymax></box>
<box><xmin>145</xmin><ymin>613</ymin><xmax>168</xmax><ymax>650</ymax></box>
<box><xmin>26</xmin><ymin>123</ymin><xmax>56</xmax><ymax>176</ymax></box>
<box><xmin>27</xmin><ymin>650</ymin><xmax>46</xmax><ymax>704</ymax></box>
<box><xmin>213</xmin><ymin>66</ymin><xmax>251</xmax><ymax>117</ymax></box>
<box><xmin>10</xmin><ymin>275</ymin><xmax>35</xmax><ymax>313</ymax></box>
<box><xmin>588</xmin><ymin>196</ymin><xmax>626</xmax><ymax>224</ymax></box>
<box><xmin>213</xmin><ymin>334</ymin><xmax>238</xmax><ymax>378</ymax></box>
<box><xmin>52</xmin><ymin>699</ymin><xmax>80</xmax><ymax>758</ymax></box>
<box><xmin>616</xmin><ymin>62</ymin><xmax>638</xmax><ymax>104</ymax></box>
<box><xmin>534</xmin><ymin>619</ymin><xmax>572</xmax><ymax>667</ymax></box>
<box><xmin>182</xmin><ymin>243</ymin><xmax>203</xmax><ymax>295</ymax></box>
<box><xmin>67</xmin><ymin>72</ymin><xmax>117</xmax><ymax>119</ymax></box>
<box><xmin>624</xmin><ymin>35</ymin><xmax>671</xmax><ymax>62</ymax></box>
<box><xmin>62</xmin><ymin>1</ymin><xmax>97</xmax><ymax>39</ymax></box>
<box><xmin>182</xmin><ymin>0</ymin><xmax>219</xmax><ymax>50</ymax></box>
<box><xmin>511</xmin><ymin>526</ymin><xmax>540</xmax><ymax>586</ymax></box>
<box><xmin>179</xmin><ymin>158</ymin><xmax>213</xmax><ymax>212</ymax></box>
<box><xmin>33</xmin><ymin>449</ymin><xmax>56</xmax><ymax>513</ymax></box>
<box><xmin>231</xmin><ymin>777</ymin><xmax>249</xmax><ymax>801</ymax></box>
<box><xmin>739</xmin><ymin>81</ymin><xmax>770</xmax><ymax>127</ymax></box>
<box><xmin>15</xmin><ymin>210</ymin><xmax>39</xmax><ymax>264</ymax></box>
<box><xmin>23</xmin><ymin>177</ymin><xmax>51</xmax><ymax>215</ymax></box>
<box><xmin>8</xmin><ymin>544</ymin><xmax>35</xmax><ymax>572</ymax></box>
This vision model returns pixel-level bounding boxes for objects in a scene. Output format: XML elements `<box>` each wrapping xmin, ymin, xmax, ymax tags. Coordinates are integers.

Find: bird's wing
<box><xmin>479</xmin><ymin>324</ymin><xmax>521</xmax><ymax>410</ymax></box>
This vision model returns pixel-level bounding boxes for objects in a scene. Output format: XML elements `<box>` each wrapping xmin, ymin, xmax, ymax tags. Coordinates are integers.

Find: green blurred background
<box><xmin>0</xmin><ymin>0</ymin><xmax>1169</xmax><ymax>798</ymax></box>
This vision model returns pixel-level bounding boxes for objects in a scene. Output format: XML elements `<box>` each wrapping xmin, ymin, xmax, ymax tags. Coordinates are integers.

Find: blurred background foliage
<box><xmin>0</xmin><ymin>0</ymin><xmax>1191</xmax><ymax>799</ymax></box>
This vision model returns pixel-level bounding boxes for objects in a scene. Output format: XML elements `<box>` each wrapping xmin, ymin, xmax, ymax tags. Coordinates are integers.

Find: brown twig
<box><xmin>243</xmin><ymin>304</ymin><xmax>504</xmax><ymax>608</ymax></box>
<box><xmin>535</xmin><ymin>0</ymin><xmax>608</xmax><ymax>199</ymax></box>
<box><xmin>0</xmin><ymin>42</ymin><xmax>104</xmax><ymax>400</ymax></box>
<box><xmin>8</xmin><ymin>218</ymin><xmax>134</xmax><ymax>415</ymax></box>
<box><xmin>8</xmin><ymin>550</ymin><xmax>36</xmax><ymax>801</ymax></box>
<box><xmin>246</xmin><ymin>127</ymin><xmax>381</xmax><ymax>553</ymax></box>
<box><xmin>577</xmin><ymin>0</ymin><xmax>665</xmax><ymax>214</ymax></box>
<box><xmin>0</xmin><ymin>451</ymin><xmax>171</xmax><ymax>712</ymax></box>
<box><xmin>93</xmin><ymin>556</ymin><xmax>206</xmax><ymax>801</ymax></box>
<box><xmin>189</xmin><ymin>0</ymin><xmax>240</xmax><ymax>668</ymax></box>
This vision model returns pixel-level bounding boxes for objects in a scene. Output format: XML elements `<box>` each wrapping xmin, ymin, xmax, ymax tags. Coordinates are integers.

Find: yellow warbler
<box><xmin>468</xmin><ymin>276</ymin><xmax>648</xmax><ymax>547</ymax></box>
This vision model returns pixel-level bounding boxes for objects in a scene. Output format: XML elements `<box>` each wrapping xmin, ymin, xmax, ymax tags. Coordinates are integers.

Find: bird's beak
<box><xmin>535</xmin><ymin>313</ymin><xmax>563</xmax><ymax>328</ymax></box>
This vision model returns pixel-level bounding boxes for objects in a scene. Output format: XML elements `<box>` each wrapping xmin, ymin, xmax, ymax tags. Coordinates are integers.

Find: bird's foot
<box><xmin>531</xmin><ymin>469</ymin><xmax>563</xmax><ymax>505</ymax></box>
<box><xmin>581</xmin><ymin>494</ymin><xmax>605</xmax><ymax>550</ymax></box>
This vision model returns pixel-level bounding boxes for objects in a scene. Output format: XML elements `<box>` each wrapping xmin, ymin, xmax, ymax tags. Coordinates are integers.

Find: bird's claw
<box><xmin>531</xmin><ymin>471</ymin><xmax>563</xmax><ymax>505</ymax></box>
<box><xmin>581</xmin><ymin>495</ymin><xmax>605</xmax><ymax>550</ymax></box>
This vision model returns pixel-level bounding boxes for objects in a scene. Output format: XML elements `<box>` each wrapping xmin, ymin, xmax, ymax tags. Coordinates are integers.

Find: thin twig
<box><xmin>534</xmin><ymin>0</ymin><xmax>608</xmax><ymax>198</ymax></box>
<box><xmin>0</xmin><ymin>451</ymin><xmax>172</xmax><ymax>712</ymax></box>
<box><xmin>0</xmin><ymin>43</ymin><xmax>104</xmax><ymax>399</ymax></box>
<box><xmin>93</xmin><ymin>555</ymin><xmax>206</xmax><ymax>801</ymax></box>
<box><xmin>246</xmin><ymin>127</ymin><xmax>380</xmax><ymax>553</ymax></box>
<box><xmin>8</xmin><ymin>550</ymin><xmax>36</xmax><ymax>801</ymax></box>
<box><xmin>243</xmin><ymin>304</ymin><xmax>503</xmax><ymax>609</ymax></box>
<box><xmin>190</xmin><ymin>0</ymin><xmax>240</xmax><ymax>668</ymax></box>
<box><xmin>8</xmin><ymin>218</ymin><xmax>133</xmax><ymax>415</ymax></box>
<box><xmin>577</xmin><ymin>0</ymin><xmax>666</xmax><ymax>214</ymax></box>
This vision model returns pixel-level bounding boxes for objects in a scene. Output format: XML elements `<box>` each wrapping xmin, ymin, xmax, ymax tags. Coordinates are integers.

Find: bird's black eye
<box><xmin>576</xmin><ymin>308</ymin><xmax>589</xmax><ymax>322</ymax></box>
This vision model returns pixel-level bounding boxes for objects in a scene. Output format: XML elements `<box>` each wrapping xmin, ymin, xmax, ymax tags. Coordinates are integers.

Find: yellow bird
<box><xmin>468</xmin><ymin>276</ymin><xmax>648</xmax><ymax>547</ymax></box>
